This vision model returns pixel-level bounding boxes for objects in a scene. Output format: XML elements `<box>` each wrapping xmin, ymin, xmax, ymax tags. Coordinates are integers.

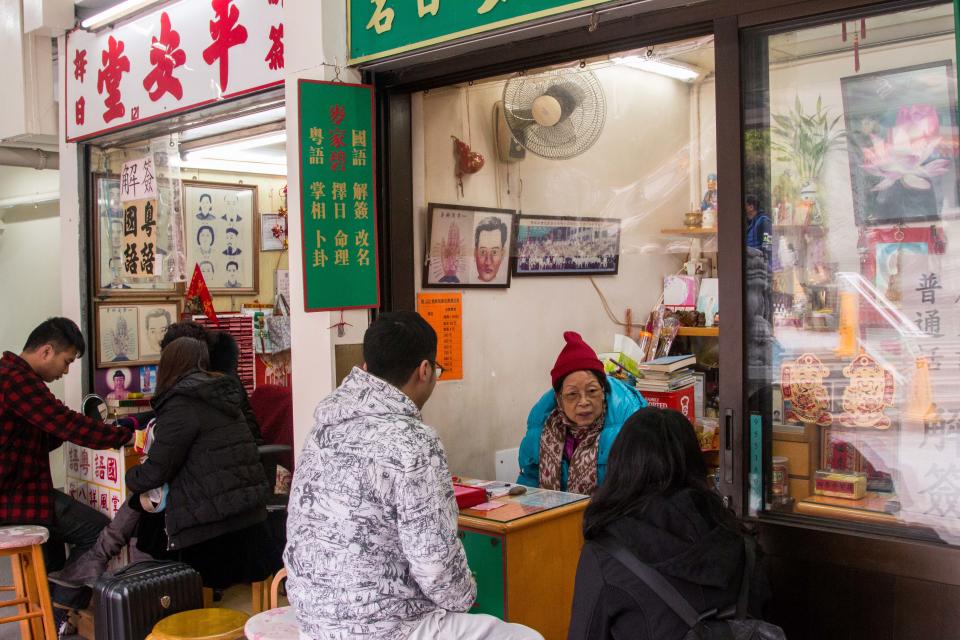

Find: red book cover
<box><xmin>453</xmin><ymin>484</ymin><xmax>487</xmax><ymax>510</ymax></box>
<box><xmin>640</xmin><ymin>385</ymin><xmax>696</xmax><ymax>424</ymax></box>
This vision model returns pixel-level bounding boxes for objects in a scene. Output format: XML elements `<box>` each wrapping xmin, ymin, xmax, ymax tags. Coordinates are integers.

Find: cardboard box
<box><xmin>639</xmin><ymin>385</ymin><xmax>696</xmax><ymax>424</ymax></box>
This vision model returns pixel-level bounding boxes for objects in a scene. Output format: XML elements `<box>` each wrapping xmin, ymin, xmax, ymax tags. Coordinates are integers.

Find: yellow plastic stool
<box><xmin>147</xmin><ymin>608</ymin><xmax>250</xmax><ymax>640</ymax></box>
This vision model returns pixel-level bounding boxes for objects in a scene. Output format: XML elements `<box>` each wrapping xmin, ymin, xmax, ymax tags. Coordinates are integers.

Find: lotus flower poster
<box><xmin>840</xmin><ymin>60</ymin><xmax>959</xmax><ymax>225</ymax></box>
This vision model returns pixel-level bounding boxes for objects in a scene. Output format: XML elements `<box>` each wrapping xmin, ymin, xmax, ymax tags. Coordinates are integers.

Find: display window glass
<box><xmin>412</xmin><ymin>36</ymin><xmax>723</xmax><ymax>489</ymax></box>
<box><xmin>743</xmin><ymin>3</ymin><xmax>960</xmax><ymax>543</ymax></box>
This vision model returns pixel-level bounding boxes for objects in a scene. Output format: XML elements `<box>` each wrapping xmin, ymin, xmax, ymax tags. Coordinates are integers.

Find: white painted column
<box><xmin>57</xmin><ymin>33</ymin><xmax>82</xmax><ymax>411</ymax></box>
<box><xmin>284</xmin><ymin>2</ymin><xmax>359</xmax><ymax>459</ymax></box>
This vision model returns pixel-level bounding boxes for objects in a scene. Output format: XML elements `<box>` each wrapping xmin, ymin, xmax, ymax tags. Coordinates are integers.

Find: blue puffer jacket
<box><xmin>517</xmin><ymin>376</ymin><xmax>646</xmax><ymax>491</ymax></box>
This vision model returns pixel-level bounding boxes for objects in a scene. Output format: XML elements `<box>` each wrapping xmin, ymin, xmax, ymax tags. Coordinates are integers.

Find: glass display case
<box><xmin>743</xmin><ymin>2</ymin><xmax>960</xmax><ymax>544</ymax></box>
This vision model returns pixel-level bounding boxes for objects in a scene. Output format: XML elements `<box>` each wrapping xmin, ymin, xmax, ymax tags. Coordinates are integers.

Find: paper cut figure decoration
<box><xmin>839</xmin><ymin>351</ymin><xmax>894</xmax><ymax>429</ymax></box>
<box><xmin>781</xmin><ymin>353</ymin><xmax>833</xmax><ymax>426</ymax></box>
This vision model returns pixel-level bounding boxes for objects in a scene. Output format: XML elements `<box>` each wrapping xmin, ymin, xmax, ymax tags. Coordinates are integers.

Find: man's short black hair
<box><xmin>474</xmin><ymin>216</ymin><xmax>508</xmax><ymax>248</ymax></box>
<box><xmin>745</xmin><ymin>194</ymin><xmax>760</xmax><ymax>210</ymax></box>
<box><xmin>23</xmin><ymin>317</ymin><xmax>86</xmax><ymax>357</ymax></box>
<box><xmin>363</xmin><ymin>311</ymin><xmax>437</xmax><ymax>388</ymax></box>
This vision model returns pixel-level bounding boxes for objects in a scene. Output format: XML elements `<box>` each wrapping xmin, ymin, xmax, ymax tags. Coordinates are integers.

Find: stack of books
<box><xmin>636</xmin><ymin>355</ymin><xmax>697</xmax><ymax>423</ymax></box>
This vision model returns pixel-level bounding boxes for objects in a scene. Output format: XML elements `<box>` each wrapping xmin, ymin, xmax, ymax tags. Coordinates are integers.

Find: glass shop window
<box><xmin>412</xmin><ymin>36</ymin><xmax>724</xmax><ymax>487</ymax></box>
<box><xmin>744</xmin><ymin>3</ymin><xmax>960</xmax><ymax>543</ymax></box>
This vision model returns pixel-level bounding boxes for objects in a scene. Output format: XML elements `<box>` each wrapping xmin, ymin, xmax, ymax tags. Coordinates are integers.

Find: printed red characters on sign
<box><xmin>143</xmin><ymin>12</ymin><xmax>186</xmax><ymax>101</ymax></box>
<box><xmin>265</xmin><ymin>24</ymin><xmax>283</xmax><ymax>70</ymax></box>
<box><xmin>75</xmin><ymin>97</ymin><xmax>85</xmax><ymax>126</ymax></box>
<box><xmin>202</xmin><ymin>0</ymin><xmax>248</xmax><ymax>92</ymax></box>
<box><xmin>73</xmin><ymin>49</ymin><xmax>88</xmax><ymax>82</ymax></box>
<box><xmin>106</xmin><ymin>457</ymin><xmax>118</xmax><ymax>484</ymax></box>
<box><xmin>97</xmin><ymin>36</ymin><xmax>131</xmax><ymax>123</ymax></box>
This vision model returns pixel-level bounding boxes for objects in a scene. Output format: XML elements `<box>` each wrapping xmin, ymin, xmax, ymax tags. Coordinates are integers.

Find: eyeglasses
<box><xmin>433</xmin><ymin>361</ymin><xmax>445</xmax><ymax>380</ymax></box>
<box><xmin>560</xmin><ymin>387</ymin><xmax>604</xmax><ymax>404</ymax></box>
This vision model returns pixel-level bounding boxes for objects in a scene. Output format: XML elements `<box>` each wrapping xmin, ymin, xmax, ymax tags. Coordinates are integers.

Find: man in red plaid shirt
<box><xmin>0</xmin><ymin>318</ymin><xmax>133</xmax><ymax>584</ymax></box>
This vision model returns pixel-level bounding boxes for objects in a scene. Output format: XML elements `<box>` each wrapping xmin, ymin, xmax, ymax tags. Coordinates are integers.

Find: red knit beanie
<box><xmin>550</xmin><ymin>331</ymin><xmax>605</xmax><ymax>389</ymax></box>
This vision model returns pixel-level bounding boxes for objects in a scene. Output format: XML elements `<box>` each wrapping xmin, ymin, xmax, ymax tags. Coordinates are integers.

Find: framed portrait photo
<box><xmin>183</xmin><ymin>181</ymin><xmax>259</xmax><ymax>294</ymax></box>
<box><xmin>92</xmin><ymin>174</ymin><xmax>180</xmax><ymax>297</ymax></box>
<box><xmin>95</xmin><ymin>300</ymin><xmax>180</xmax><ymax>367</ymax></box>
<box><xmin>512</xmin><ymin>215</ymin><xmax>621</xmax><ymax>277</ymax></box>
<box><xmin>422</xmin><ymin>203</ymin><xmax>516</xmax><ymax>288</ymax></box>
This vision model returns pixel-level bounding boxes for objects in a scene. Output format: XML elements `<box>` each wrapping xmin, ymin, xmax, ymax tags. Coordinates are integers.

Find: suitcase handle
<box><xmin>112</xmin><ymin>560</ymin><xmax>178</xmax><ymax>577</ymax></box>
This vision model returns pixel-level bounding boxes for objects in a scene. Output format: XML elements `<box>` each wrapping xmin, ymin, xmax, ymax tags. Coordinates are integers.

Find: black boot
<box><xmin>49</xmin><ymin>502</ymin><xmax>140</xmax><ymax>588</ymax></box>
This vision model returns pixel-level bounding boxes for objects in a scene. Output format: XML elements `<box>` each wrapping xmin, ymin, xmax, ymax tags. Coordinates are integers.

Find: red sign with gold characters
<box><xmin>65</xmin><ymin>0</ymin><xmax>284</xmax><ymax>142</ymax></box>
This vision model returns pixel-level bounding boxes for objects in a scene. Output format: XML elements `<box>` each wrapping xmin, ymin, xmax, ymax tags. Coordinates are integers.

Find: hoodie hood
<box><xmin>153</xmin><ymin>371</ymin><xmax>245</xmax><ymax>417</ymax></box>
<box><xmin>607</xmin><ymin>489</ymin><xmax>744</xmax><ymax>590</ymax></box>
<box><xmin>313</xmin><ymin>367</ymin><xmax>421</xmax><ymax>429</ymax></box>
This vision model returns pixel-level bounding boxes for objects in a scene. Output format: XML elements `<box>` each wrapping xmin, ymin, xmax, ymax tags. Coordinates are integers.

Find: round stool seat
<box><xmin>244</xmin><ymin>606</ymin><xmax>300</xmax><ymax>640</ymax></box>
<box><xmin>149</xmin><ymin>608</ymin><xmax>249</xmax><ymax>640</ymax></box>
<box><xmin>0</xmin><ymin>525</ymin><xmax>48</xmax><ymax>549</ymax></box>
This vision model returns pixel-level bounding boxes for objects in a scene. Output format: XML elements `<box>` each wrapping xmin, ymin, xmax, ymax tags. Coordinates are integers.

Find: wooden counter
<box><xmin>457</xmin><ymin>483</ymin><xmax>589</xmax><ymax>640</ymax></box>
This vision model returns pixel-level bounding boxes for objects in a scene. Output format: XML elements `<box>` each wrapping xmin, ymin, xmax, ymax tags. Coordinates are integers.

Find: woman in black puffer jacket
<box><xmin>126</xmin><ymin>336</ymin><xmax>279</xmax><ymax>588</ymax></box>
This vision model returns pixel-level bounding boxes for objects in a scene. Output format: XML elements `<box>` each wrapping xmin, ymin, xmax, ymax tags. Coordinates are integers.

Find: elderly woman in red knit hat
<box><xmin>517</xmin><ymin>331</ymin><xmax>646</xmax><ymax>495</ymax></box>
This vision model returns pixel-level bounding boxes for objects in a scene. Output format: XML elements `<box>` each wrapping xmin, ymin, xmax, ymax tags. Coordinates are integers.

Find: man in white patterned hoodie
<box><xmin>285</xmin><ymin>311</ymin><xmax>542</xmax><ymax>640</ymax></box>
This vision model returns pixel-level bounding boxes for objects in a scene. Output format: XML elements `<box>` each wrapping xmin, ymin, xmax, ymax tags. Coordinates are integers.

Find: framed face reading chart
<box><xmin>182</xmin><ymin>180</ymin><xmax>259</xmax><ymax>294</ymax></box>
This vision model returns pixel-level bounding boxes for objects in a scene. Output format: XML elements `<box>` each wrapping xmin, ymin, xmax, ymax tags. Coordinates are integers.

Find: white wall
<box><xmin>1</xmin><ymin>165</ymin><xmax>66</xmax><ymax>487</ymax></box>
<box><xmin>415</xmin><ymin>63</ymin><xmax>714</xmax><ymax>478</ymax></box>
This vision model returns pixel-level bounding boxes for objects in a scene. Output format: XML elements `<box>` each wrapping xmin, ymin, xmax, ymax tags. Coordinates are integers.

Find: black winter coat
<box><xmin>568</xmin><ymin>489</ymin><xmax>767</xmax><ymax>640</ymax></box>
<box><xmin>125</xmin><ymin>371</ymin><xmax>269</xmax><ymax>551</ymax></box>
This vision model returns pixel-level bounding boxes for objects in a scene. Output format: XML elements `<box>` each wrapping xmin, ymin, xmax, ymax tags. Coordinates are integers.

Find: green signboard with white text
<box><xmin>348</xmin><ymin>0</ymin><xmax>612</xmax><ymax>64</ymax></box>
<box><xmin>298</xmin><ymin>80</ymin><xmax>380</xmax><ymax>312</ymax></box>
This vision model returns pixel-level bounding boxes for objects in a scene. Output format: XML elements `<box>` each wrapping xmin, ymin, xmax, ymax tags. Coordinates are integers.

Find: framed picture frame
<box><xmin>861</xmin><ymin>225</ymin><xmax>945</xmax><ymax>289</ymax></box>
<box><xmin>92</xmin><ymin>173</ymin><xmax>180</xmax><ymax>297</ymax></box>
<box><xmin>512</xmin><ymin>214</ymin><xmax>620</xmax><ymax>277</ymax></box>
<box><xmin>95</xmin><ymin>300</ymin><xmax>180</xmax><ymax>367</ymax></box>
<box><xmin>841</xmin><ymin>60</ymin><xmax>960</xmax><ymax>226</ymax></box>
<box><xmin>182</xmin><ymin>180</ymin><xmax>259</xmax><ymax>294</ymax></box>
<box><xmin>260</xmin><ymin>213</ymin><xmax>286</xmax><ymax>252</ymax></box>
<box><xmin>422</xmin><ymin>202</ymin><xmax>516</xmax><ymax>288</ymax></box>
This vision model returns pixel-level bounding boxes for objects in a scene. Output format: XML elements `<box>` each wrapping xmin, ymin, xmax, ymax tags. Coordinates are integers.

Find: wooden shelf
<box><xmin>660</xmin><ymin>227</ymin><xmax>718</xmax><ymax>236</ymax></box>
<box><xmin>677</xmin><ymin>326</ymin><xmax>719</xmax><ymax>337</ymax></box>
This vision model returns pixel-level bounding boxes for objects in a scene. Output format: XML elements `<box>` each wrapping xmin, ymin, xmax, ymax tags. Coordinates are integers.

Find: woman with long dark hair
<box><xmin>568</xmin><ymin>408</ymin><xmax>766</xmax><ymax>640</ymax></box>
<box><xmin>125</xmin><ymin>337</ymin><xmax>278</xmax><ymax>588</ymax></box>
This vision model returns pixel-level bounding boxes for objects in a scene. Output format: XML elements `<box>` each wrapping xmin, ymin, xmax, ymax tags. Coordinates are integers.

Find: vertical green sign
<box><xmin>298</xmin><ymin>79</ymin><xmax>379</xmax><ymax>312</ymax></box>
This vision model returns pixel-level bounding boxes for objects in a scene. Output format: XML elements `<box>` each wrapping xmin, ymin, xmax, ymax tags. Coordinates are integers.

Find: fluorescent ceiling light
<box><xmin>81</xmin><ymin>0</ymin><xmax>164</xmax><ymax>30</ymax></box>
<box><xmin>177</xmin><ymin>157</ymin><xmax>287</xmax><ymax>177</ymax></box>
<box><xmin>613</xmin><ymin>56</ymin><xmax>702</xmax><ymax>81</ymax></box>
<box><xmin>184</xmin><ymin>132</ymin><xmax>287</xmax><ymax>160</ymax></box>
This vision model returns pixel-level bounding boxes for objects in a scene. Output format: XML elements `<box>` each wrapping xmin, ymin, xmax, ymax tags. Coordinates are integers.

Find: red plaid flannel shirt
<box><xmin>0</xmin><ymin>351</ymin><xmax>132</xmax><ymax>523</ymax></box>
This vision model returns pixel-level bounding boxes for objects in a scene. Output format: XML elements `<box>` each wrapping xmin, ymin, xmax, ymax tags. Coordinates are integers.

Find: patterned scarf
<box><xmin>538</xmin><ymin>404</ymin><xmax>605</xmax><ymax>496</ymax></box>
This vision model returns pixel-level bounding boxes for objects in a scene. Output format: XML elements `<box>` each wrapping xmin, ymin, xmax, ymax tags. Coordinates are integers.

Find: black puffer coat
<box><xmin>125</xmin><ymin>371</ymin><xmax>269</xmax><ymax>550</ymax></box>
<box><xmin>568</xmin><ymin>489</ymin><xmax>769</xmax><ymax>640</ymax></box>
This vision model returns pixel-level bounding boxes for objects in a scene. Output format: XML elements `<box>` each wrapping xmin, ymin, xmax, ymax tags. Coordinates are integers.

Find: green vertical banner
<box><xmin>298</xmin><ymin>80</ymin><xmax>380</xmax><ymax>312</ymax></box>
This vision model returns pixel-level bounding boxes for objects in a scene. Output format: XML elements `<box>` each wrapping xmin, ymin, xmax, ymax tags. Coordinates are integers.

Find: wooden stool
<box><xmin>244</xmin><ymin>606</ymin><xmax>299</xmax><ymax>640</ymax></box>
<box><xmin>0</xmin><ymin>525</ymin><xmax>56</xmax><ymax>640</ymax></box>
<box><xmin>147</xmin><ymin>608</ymin><xmax>249</xmax><ymax>640</ymax></box>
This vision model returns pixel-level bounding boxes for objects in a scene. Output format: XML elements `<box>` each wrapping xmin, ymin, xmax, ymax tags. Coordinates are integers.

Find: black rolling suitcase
<box><xmin>93</xmin><ymin>560</ymin><xmax>203</xmax><ymax>640</ymax></box>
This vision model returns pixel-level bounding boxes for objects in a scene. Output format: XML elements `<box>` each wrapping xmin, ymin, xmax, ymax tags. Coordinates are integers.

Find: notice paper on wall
<box><xmin>417</xmin><ymin>292</ymin><xmax>463</xmax><ymax>381</ymax></box>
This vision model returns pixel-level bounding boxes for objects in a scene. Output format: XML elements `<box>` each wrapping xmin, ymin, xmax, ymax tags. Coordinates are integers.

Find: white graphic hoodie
<box><xmin>284</xmin><ymin>367</ymin><xmax>476</xmax><ymax>639</ymax></box>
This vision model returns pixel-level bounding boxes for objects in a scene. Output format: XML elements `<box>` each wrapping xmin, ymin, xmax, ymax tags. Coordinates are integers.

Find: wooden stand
<box><xmin>457</xmin><ymin>485</ymin><xmax>588</xmax><ymax>640</ymax></box>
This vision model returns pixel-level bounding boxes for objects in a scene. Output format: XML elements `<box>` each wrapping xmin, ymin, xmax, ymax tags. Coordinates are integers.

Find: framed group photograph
<box><xmin>92</xmin><ymin>174</ymin><xmax>180</xmax><ymax>296</ymax></box>
<box><xmin>183</xmin><ymin>180</ymin><xmax>259</xmax><ymax>294</ymax></box>
<box><xmin>512</xmin><ymin>215</ymin><xmax>621</xmax><ymax>276</ymax></box>
<box><xmin>95</xmin><ymin>300</ymin><xmax>180</xmax><ymax>367</ymax></box>
<box><xmin>422</xmin><ymin>203</ymin><xmax>516</xmax><ymax>288</ymax></box>
<box><xmin>841</xmin><ymin>60</ymin><xmax>960</xmax><ymax>225</ymax></box>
